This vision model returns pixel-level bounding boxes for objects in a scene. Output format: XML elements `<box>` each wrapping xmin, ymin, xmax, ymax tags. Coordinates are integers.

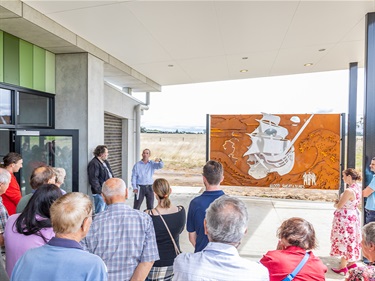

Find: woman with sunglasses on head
<box><xmin>4</xmin><ymin>184</ymin><xmax>63</xmax><ymax>277</ymax></box>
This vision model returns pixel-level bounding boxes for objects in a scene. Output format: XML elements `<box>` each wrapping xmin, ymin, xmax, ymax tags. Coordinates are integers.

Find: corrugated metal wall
<box><xmin>104</xmin><ymin>113</ymin><xmax>122</xmax><ymax>178</ymax></box>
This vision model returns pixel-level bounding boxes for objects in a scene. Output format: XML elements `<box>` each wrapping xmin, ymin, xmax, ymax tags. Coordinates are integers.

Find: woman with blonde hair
<box><xmin>145</xmin><ymin>178</ymin><xmax>186</xmax><ymax>281</ymax></box>
<box><xmin>330</xmin><ymin>168</ymin><xmax>362</xmax><ymax>275</ymax></box>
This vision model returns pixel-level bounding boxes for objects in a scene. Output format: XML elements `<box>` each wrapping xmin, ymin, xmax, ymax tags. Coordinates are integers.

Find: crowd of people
<box><xmin>0</xmin><ymin>147</ymin><xmax>375</xmax><ymax>280</ymax></box>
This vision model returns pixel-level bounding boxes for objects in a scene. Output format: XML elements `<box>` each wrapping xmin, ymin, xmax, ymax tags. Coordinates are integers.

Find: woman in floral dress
<box><xmin>330</xmin><ymin>168</ymin><xmax>362</xmax><ymax>275</ymax></box>
<box><xmin>346</xmin><ymin>222</ymin><xmax>375</xmax><ymax>281</ymax></box>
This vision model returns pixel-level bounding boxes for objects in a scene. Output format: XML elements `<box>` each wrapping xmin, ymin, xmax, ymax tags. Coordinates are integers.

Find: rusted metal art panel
<box><xmin>210</xmin><ymin>113</ymin><xmax>341</xmax><ymax>190</ymax></box>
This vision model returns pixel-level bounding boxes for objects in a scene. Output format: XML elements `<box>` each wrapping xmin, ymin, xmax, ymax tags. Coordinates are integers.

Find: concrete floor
<box><xmin>126</xmin><ymin>186</ymin><xmax>360</xmax><ymax>281</ymax></box>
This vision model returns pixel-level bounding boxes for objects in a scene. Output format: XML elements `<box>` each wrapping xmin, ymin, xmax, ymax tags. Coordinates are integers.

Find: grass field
<box><xmin>141</xmin><ymin>133</ymin><xmax>364</xmax><ymax>173</ymax></box>
<box><xmin>141</xmin><ymin>133</ymin><xmax>206</xmax><ymax>170</ymax></box>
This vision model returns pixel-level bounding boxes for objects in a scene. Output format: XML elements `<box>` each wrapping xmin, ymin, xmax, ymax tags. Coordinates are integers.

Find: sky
<box><xmin>133</xmin><ymin>69</ymin><xmax>364</xmax><ymax>132</ymax></box>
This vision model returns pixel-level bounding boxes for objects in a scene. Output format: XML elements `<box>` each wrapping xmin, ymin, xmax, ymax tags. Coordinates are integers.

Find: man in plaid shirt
<box><xmin>81</xmin><ymin>178</ymin><xmax>159</xmax><ymax>281</ymax></box>
<box><xmin>0</xmin><ymin>168</ymin><xmax>10</xmax><ymax>245</ymax></box>
<box><xmin>0</xmin><ymin>168</ymin><xmax>10</xmax><ymax>276</ymax></box>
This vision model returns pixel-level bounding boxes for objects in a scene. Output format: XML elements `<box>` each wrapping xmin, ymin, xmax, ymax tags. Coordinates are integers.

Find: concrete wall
<box><xmin>55</xmin><ymin>53</ymin><xmax>104</xmax><ymax>194</ymax></box>
<box><xmin>55</xmin><ymin>53</ymin><xmax>143</xmax><ymax>193</ymax></box>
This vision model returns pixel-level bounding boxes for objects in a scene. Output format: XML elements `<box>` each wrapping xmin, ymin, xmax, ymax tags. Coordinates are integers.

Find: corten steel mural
<box><xmin>209</xmin><ymin>113</ymin><xmax>342</xmax><ymax>190</ymax></box>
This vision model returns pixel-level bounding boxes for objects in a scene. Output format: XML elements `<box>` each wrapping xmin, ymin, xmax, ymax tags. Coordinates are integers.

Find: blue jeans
<box><xmin>93</xmin><ymin>194</ymin><xmax>106</xmax><ymax>214</ymax></box>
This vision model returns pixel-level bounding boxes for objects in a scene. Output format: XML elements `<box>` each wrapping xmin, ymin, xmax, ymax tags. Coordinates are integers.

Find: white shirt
<box><xmin>172</xmin><ymin>242</ymin><xmax>269</xmax><ymax>281</ymax></box>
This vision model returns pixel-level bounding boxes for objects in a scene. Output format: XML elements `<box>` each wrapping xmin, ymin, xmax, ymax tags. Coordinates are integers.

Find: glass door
<box><xmin>14</xmin><ymin>129</ymin><xmax>79</xmax><ymax>195</ymax></box>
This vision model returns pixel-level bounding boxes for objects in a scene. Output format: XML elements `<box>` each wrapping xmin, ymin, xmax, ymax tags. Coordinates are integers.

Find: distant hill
<box><xmin>141</xmin><ymin>126</ymin><xmax>205</xmax><ymax>134</ymax></box>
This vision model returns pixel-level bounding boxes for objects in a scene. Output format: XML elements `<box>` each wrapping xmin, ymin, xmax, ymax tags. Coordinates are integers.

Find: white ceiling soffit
<box><xmin>20</xmin><ymin>1</ymin><xmax>375</xmax><ymax>87</ymax></box>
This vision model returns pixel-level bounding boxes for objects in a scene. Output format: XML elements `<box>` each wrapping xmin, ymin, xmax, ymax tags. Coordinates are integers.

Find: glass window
<box><xmin>17</xmin><ymin>91</ymin><xmax>51</xmax><ymax>127</ymax></box>
<box><xmin>20</xmin><ymin>135</ymin><xmax>73</xmax><ymax>195</ymax></box>
<box><xmin>0</xmin><ymin>88</ymin><xmax>12</xmax><ymax>125</ymax></box>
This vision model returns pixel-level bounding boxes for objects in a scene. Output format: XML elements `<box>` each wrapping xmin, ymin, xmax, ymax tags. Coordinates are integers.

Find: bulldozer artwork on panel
<box><xmin>209</xmin><ymin>113</ymin><xmax>342</xmax><ymax>190</ymax></box>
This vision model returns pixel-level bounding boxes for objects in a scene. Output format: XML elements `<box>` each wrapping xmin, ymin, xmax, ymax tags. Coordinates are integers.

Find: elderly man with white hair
<box><xmin>10</xmin><ymin>192</ymin><xmax>107</xmax><ymax>281</ymax></box>
<box><xmin>0</xmin><ymin>168</ymin><xmax>10</xmax><ymax>247</ymax></box>
<box><xmin>81</xmin><ymin>178</ymin><xmax>159</xmax><ymax>281</ymax></box>
<box><xmin>0</xmin><ymin>168</ymin><xmax>10</xmax><ymax>281</ymax></box>
<box><xmin>173</xmin><ymin>195</ymin><xmax>269</xmax><ymax>281</ymax></box>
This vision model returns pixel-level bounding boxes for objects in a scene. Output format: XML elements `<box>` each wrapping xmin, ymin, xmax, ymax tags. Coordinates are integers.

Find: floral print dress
<box><xmin>330</xmin><ymin>183</ymin><xmax>362</xmax><ymax>261</ymax></box>
<box><xmin>346</xmin><ymin>264</ymin><xmax>375</xmax><ymax>281</ymax></box>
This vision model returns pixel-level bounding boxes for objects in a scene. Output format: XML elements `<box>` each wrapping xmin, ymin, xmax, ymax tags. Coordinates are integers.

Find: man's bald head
<box><xmin>30</xmin><ymin>166</ymin><xmax>56</xmax><ymax>190</ymax></box>
<box><xmin>102</xmin><ymin>178</ymin><xmax>127</xmax><ymax>203</ymax></box>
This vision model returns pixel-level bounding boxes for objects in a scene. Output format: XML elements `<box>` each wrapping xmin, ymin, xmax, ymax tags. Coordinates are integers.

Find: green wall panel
<box><xmin>0</xmin><ymin>30</ymin><xmax>56</xmax><ymax>93</ymax></box>
<box><xmin>0</xmin><ymin>31</ymin><xmax>3</xmax><ymax>82</ymax></box>
<box><xmin>45</xmin><ymin>51</ymin><xmax>55</xmax><ymax>94</ymax></box>
<box><xmin>3</xmin><ymin>33</ymin><xmax>19</xmax><ymax>85</ymax></box>
<box><xmin>33</xmin><ymin>45</ymin><xmax>46</xmax><ymax>91</ymax></box>
<box><xmin>19</xmin><ymin>40</ymin><xmax>33</xmax><ymax>88</ymax></box>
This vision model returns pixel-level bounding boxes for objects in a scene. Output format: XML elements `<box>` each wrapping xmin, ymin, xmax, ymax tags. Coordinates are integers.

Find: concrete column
<box><xmin>55</xmin><ymin>53</ymin><xmax>104</xmax><ymax>193</ymax></box>
<box><xmin>363</xmin><ymin>13</ymin><xmax>375</xmax><ymax>187</ymax></box>
<box><xmin>347</xmin><ymin>62</ymin><xmax>357</xmax><ymax>170</ymax></box>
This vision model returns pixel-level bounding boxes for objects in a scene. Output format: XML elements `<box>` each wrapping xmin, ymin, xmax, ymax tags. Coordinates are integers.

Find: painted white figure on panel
<box><xmin>243</xmin><ymin>113</ymin><xmax>314</xmax><ymax>179</ymax></box>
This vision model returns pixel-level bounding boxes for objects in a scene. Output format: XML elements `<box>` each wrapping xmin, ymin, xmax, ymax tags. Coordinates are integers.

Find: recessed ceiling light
<box><xmin>242</xmin><ymin>57</ymin><xmax>248</xmax><ymax>60</ymax></box>
<box><xmin>168</xmin><ymin>64</ymin><xmax>174</xmax><ymax>67</ymax></box>
<box><xmin>240</xmin><ymin>69</ymin><xmax>248</xmax><ymax>73</ymax></box>
<box><xmin>318</xmin><ymin>48</ymin><xmax>326</xmax><ymax>52</ymax></box>
<box><xmin>304</xmin><ymin>63</ymin><xmax>313</xmax><ymax>67</ymax></box>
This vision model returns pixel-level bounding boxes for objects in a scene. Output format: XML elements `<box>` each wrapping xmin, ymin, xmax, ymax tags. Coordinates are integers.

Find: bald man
<box><xmin>81</xmin><ymin>178</ymin><xmax>159</xmax><ymax>281</ymax></box>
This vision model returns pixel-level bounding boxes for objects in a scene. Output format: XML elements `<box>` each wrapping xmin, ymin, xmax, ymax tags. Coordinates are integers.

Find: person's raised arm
<box><xmin>130</xmin><ymin>261</ymin><xmax>154</xmax><ymax>281</ymax></box>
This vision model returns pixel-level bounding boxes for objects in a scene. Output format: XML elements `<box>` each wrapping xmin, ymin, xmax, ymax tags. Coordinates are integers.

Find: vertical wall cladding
<box><xmin>3</xmin><ymin>33</ymin><xmax>19</xmax><ymax>85</ymax></box>
<box><xmin>104</xmin><ymin>113</ymin><xmax>123</xmax><ymax>178</ymax></box>
<box><xmin>33</xmin><ymin>45</ymin><xmax>46</xmax><ymax>92</ymax></box>
<box><xmin>20</xmin><ymin>40</ymin><xmax>33</xmax><ymax>88</ymax></box>
<box><xmin>0</xmin><ymin>30</ymin><xmax>55</xmax><ymax>94</ymax></box>
<box><xmin>45</xmin><ymin>51</ymin><xmax>55</xmax><ymax>93</ymax></box>
<box><xmin>0</xmin><ymin>31</ymin><xmax>3</xmax><ymax>82</ymax></box>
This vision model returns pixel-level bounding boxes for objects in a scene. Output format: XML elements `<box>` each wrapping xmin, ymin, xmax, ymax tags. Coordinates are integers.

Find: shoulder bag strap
<box><xmin>154</xmin><ymin>208</ymin><xmax>181</xmax><ymax>255</ymax></box>
<box><xmin>282</xmin><ymin>252</ymin><xmax>310</xmax><ymax>281</ymax></box>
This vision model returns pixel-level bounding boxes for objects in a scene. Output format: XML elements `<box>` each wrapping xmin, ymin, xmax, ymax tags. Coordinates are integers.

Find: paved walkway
<box><xmin>127</xmin><ymin>186</ymin><xmax>361</xmax><ymax>281</ymax></box>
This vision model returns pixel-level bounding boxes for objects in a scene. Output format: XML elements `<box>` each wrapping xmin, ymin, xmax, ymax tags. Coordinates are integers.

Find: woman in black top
<box><xmin>145</xmin><ymin>178</ymin><xmax>186</xmax><ymax>281</ymax></box>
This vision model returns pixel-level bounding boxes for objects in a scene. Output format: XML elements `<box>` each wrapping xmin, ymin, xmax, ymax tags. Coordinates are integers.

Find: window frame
<box><xmin>0</xmin><ymin>82</ymin><xmax>55</xmax><ymax>129</ymax></box>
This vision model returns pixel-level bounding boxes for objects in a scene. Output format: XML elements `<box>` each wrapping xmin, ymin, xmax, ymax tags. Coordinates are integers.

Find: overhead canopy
<box><xmin>2</xmin><ymin>1</ymin><xmax>374</xmax><ymax>90</ymax></box>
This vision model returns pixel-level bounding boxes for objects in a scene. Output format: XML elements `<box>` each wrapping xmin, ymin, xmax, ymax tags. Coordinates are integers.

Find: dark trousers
<box><xmin>363</xmin><ymin>209</ymin><xmax>375</xmax><ymax>264</ymax></box>
<box><xmin>133</xmin><ymin>185</ymin><xmax>154</xmax><ymax>210</ymax></box>
<box><xmin>365</xmin><ymin>209</ymin><xmax>375</xmax><ymax>224</ymax></box>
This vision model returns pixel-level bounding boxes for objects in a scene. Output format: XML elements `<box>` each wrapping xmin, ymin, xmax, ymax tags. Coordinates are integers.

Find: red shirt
<box><xmin>1</xmin><ymin>173</ymin><xmax>21</xmax><ymax>216</ymax></box>
<box><xmin>260</xmin><ymin>246</ymin><xmax>327</xmax><ymax>281</ymax></box>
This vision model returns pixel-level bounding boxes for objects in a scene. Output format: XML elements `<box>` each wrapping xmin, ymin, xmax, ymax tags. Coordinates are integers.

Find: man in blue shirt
<box><xmin>131</xmin><ymin>148</ymin><xmax>164</xmax><ymax>210</ymax></box>
<box><xmin>11</xmin><ymin>192</ymin><xmax>107</xmax><ymax>281</ymax></box>
<box><xmin>363</xmin><ymin>157</ymin><xmax>375</xmax><ymax>224</ymax></box>
<box><xmin>187</xmin><ymin>160</ymin><xmax>225</xmax><ymax>252</ymax></box>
